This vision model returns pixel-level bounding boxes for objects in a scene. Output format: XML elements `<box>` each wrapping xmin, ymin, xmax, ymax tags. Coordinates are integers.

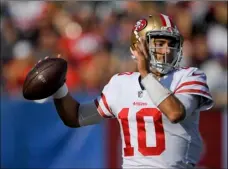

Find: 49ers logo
<box><xmin>133</xmin><ymin>19</ymin><xmax>147</xmax><ymax>32</ymax></box>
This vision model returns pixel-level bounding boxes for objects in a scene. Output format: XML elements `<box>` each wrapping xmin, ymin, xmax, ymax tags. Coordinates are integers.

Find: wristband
<box><xmin>52</xmin><ymin>83</ymin><xmax>68</xmax><ymax>99</ymax></box>
<box><xmin>141</xmin><ymin>73</ymin><xmax>172</xmax><ymax>106</ymax></box>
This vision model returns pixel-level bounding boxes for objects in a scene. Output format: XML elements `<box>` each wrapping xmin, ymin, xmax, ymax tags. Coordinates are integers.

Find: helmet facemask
<box><xmin>146</xmin><ymin>32</ymin><xmax>183</xmax><ymax>74</ymax></box>
<box><xmin>130</xmin><ymin>14</ymin><xmax>184</xmax><ymax>74</ymax></box>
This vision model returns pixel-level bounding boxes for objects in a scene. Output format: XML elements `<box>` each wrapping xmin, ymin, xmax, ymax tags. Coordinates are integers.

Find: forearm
<box><xmin>54</xmin><ymin>93</ymin><xmax>80</xmax><ymax>127</ymax></box>
<box><xmin>158</xmin><ymin>94</ymin><xmax>186</xmax><ymax>123</ymax></box>
<box><xmin>53</xmin><ymin>84</ymin><xmax>80</xmax><ymax>128</ymax></box>
<box><xmin>141</xmin><ymin>73</ymin><xmax>185</xmax><ymax>123</ymax></box>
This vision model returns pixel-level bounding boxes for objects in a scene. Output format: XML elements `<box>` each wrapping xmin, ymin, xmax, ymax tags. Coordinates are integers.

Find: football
<box><xmin>23</xmin><ymin>57</ymin><xmax>68</xmax><ymax>100</ymax></box>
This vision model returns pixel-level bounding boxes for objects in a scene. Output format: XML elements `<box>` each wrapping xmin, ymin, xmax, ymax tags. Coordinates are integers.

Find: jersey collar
<box><xmin>138</xmin><ymin>75</ymin><xmax>145</xmax><ymax>90</ymax></box>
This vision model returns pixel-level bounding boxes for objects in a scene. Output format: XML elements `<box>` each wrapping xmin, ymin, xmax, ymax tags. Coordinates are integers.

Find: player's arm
<box><xmin>131</xmin><ymin>44</ymin><xmax>184</xmax><ymax>123</ymax></box>
<box><xmin>141</xmin><ymin>74</ymin><xmax>187</xmax><ymax>123</ymax></box>
<box><xmin>53</xmin><ymin>84</ymin><xmax>104</xmax><ymax>128</ymax></box>
<box><xmin>141</xmin><ymin>68</ymin><xmax>214</xmax><ymax>123</ymax></box>
<box><xmin>53</xmin><ymin>84</ymin><xmax>80</xmax><ymax>127</ymax></box>
<box><xmin>131</xmin><ymin>37</ymin><xmax>191</xmax><ymax>123</ymax></box>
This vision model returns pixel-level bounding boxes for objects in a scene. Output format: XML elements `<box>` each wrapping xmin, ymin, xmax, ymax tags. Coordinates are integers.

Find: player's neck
<box><xmin>138</xmin><ymin>75</ymin><xmax>145</xmax><ymax>90</ymax></box>
<box><xmin>138</xmin><ymin>70</ymin><xmax>165</xmax><ymax>89</ymax></box>
<box><xmin>151</xmin><ymin>70</ymin><xmax>164</xmax><ymax>80</ymax></box>
<box><xmin>138</xmin><ymin>73</ymin><xmax>162</xmax><ymax>90</ymax></box>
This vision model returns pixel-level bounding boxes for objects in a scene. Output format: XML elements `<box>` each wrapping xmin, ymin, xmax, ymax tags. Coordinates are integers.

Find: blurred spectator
<box><xmin>1</xmin><ymin>17</ymin><xmax>18</xmax><ymax>64</ymax></box>
<box><xmin>2</xmin><ymin>40</ymin><xmax>36</xmax><ymax>96</ymax></box>
<box><xmin>33</xmin><ymin>25</ymin><xmax>60</xmax><ymax>60</ymax></box>
<box><xmin>201</xmin><ymin>55</ymin><xmax>227</xmax><ymax>110</ymax></box>
<box><xmin>0</xmin><ymin>1</ymin><xmax>227</xmax><ymax>111</ymax></box>
<box><xmin>191</xmin><ymin>33</ymin><xmax>212</xmax><ymax>67</ymax></box>
<box><xmin>6</xmin><ymin>1</ymin><xmax>47</xmax><ymax>32</ymax></box>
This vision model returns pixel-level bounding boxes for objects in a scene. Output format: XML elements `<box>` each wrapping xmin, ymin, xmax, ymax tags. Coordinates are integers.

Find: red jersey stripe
<box><xmin>94</xmin><ymin>99</ymin><xmax>112</xmax><ymax>118</ymax></box>
<box><xmin>174</xmin><ymin>81</ymin><xmax>209</xmax><ymax>93</ymax></box>
<box><xmin>101</xmin><ymin>93</ymin><xmax>115</xmax><ymax>117</ymax></box>
<box><xmin>175</xmin><ymin>89</ymin><xmax>212</xmax><ymax>97</ymax></box>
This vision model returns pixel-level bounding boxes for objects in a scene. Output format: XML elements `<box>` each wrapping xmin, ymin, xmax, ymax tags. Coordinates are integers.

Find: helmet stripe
<box><xmin>161</xmin><ymin>14</ymin><xmax>171</xmax><ymax>27</ymax></box>
<box><xmin>169</xmin><ymin>17</ymin><xmax>175</xmax><ymax>28</ymax></box>
<box><xmin>159</xmin><ymin>14</ymin><xmax>167</xmax><ymax>26</ymax></box>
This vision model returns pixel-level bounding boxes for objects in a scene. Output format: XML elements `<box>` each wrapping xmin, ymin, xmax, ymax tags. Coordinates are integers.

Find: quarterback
<box><xmin>50</xmin><ymin>13</ymin><xmax>213</xmax><ymax>168</ymax></box>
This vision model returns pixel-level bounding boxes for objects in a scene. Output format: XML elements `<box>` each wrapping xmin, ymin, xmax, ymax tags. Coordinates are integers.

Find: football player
<box><xmin>50</xmin><ymin>13</ymin><xmax>214</xmax><ymax>168</ymax></box>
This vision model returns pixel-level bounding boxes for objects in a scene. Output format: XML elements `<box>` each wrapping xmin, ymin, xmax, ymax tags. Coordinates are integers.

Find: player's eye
<box><xmin>168</xmin><ymin>41</ymin><xmax>177</xmax><ymax>48</ymax></box>
<box><xmin>154</xmin><ymin>42</ymin><xmax>164</xmax><ymax>47</ymax></box>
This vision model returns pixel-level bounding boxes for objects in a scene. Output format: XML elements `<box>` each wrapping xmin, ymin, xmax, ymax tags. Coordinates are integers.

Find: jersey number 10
<box><xmin>118</xmin><ymin>108</ymin><xmax>165</xmax><ymax>156</ymax></box>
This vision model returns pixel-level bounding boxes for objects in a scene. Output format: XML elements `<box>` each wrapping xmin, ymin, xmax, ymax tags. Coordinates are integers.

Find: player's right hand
<box><xmin>130</xmin><ymin>36</ymin><xmax>150</xmax><ymax>78</ymax></box>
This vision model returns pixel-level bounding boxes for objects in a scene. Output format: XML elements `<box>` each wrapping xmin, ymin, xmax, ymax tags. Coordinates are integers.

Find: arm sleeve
<box><xmin>78</xmin><ymin>101</ymin><xmax>104</xmax><ymax>126</ymax></box>
<box><xmin>78</xmin><ymin>75</ymin><xmax>118</xmax><ymax>126</ymax></box>
<box><xmin>174</xmin><ymin>68</ymin><xmax>214</xmax><ymax>111</ymax></box>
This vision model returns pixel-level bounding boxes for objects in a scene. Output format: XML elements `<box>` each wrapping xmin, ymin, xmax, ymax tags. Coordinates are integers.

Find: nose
<box><xmin>156</xmin><ymin>44</ymin><xmax>170</xmax><ymax>62</ymax></box>
<box><xmin>161</xmin><ymin>44</ymin><xmax>170</xmax><ymax>54</ymax></box>
<box><xmin>166</xmin><ymin>47</ymin><xmax>171</xmax><ymax>54</ymax></box>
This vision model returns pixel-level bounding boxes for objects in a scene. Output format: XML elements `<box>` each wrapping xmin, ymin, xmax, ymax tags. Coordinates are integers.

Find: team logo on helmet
<box><xmin>133</xmin><ymin>19</ymin><xmax>147</xmax><ymax>32</ymax></box>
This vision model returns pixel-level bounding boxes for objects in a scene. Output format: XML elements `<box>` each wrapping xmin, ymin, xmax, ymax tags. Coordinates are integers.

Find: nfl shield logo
<box><xmin>138</xmin><ymin>91</ymin><xmax>143</xmax><ymax>98</ymax></box>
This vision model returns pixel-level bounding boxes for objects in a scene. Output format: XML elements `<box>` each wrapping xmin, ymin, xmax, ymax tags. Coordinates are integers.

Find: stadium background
<box><xmin>1</xmin><ymin>1</ymin><xmax>227</xmax><ymax>168</ymax></box>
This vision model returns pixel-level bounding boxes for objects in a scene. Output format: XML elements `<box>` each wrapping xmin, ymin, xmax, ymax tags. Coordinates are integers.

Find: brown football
<box><xmin>23</xmin><ymin>57</ymin><xmax>67</xmax><ymax>100</ymax></box>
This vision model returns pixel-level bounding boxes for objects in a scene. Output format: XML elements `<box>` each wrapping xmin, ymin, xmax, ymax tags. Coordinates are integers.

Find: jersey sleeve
<box><xmin>175</xmin><ymin>94</ymin><xmax>200</xmax><ymax>119</ymax></box>
<box><xmin>94</xmin><ymin>75</ymin><xmax>117</xmax><ymax>118</ymax></box>
<box><xmin>174</xmin><ymin>68</ymin><xmax>214</xmax><ymax>111</ymax></box>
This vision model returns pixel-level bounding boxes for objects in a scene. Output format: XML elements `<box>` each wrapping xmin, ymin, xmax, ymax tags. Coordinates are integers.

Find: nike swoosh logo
<box><xmin>192</xmin><ymin>72</ymin><xmax>204</xmax><ymax>76</ymax></box>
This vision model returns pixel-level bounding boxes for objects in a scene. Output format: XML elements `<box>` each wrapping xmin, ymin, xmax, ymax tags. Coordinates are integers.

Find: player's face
<box><xmin>148</xmin><ymin>38</ymin><xmax>177</xmax><ymax>64</ymax></box>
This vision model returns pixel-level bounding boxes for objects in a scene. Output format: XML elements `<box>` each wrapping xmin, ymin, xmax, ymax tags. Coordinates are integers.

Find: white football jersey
<box><xmin>94</xmin><ymin>67</ymin><xmax>213</xmax><ymax>168</ymax></box>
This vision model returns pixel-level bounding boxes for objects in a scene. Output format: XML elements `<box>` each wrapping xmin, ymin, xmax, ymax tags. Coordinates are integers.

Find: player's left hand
<box><xmin>130</xmin><ymin>36</ymin><xmax>150</xmax><ymax>78</ymax></box>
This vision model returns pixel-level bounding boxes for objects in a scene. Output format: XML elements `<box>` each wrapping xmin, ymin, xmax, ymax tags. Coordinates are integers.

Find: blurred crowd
<box><xmin>0</xmin><ymin>1</ymin><xmax>227</xmax><ymax>110</ymax></box>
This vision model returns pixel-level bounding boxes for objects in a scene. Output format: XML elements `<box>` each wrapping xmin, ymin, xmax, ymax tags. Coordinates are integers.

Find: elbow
<box><xmin>167</xmin><ymin>105</ymin><xmax>186</xmax><ymax>124</ymax></box>
<box><xmin>64</xmin><ymin>122</ymin><xmax>80</xmax><ymax>128</ymax></box>
<box><xmin>62</xmin><ymin>120</ymin><xmax>80</xmax><ymax>128</ymax></box>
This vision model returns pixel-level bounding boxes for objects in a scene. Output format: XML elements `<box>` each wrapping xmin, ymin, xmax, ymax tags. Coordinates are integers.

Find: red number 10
<box><xmin>118</xmin><ymin>108</ymin><xmax>165</xmax><ymax>156</ymax></box>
